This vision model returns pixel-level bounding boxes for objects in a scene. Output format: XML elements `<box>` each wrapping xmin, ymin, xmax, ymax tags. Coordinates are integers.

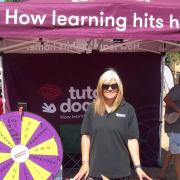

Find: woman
<box><xmin>74</xmin><ymin>69</ymin><xmax>152</xmax><ymax>180</ymax></box>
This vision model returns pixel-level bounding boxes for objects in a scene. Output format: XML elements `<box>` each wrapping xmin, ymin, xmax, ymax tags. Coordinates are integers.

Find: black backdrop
<box><xmin>3</xmin><ymin>52</ymin><xmax>162</xmax><ymax>166</ymax></box>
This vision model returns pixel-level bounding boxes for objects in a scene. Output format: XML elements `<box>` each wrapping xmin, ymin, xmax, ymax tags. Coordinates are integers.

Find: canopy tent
<box><xmin>0</xmin><ymin>0</ymin><xmax>180</xmax><ymax>39</ymax></box>
<box><xmin>0</xmin><ymin>0</ymin><xmax>178</xmax><ymax>177</ymax></box>
<box><xmin>1</xmin><ymin>0</ymin><xmax>180</xmax><ymax>53</ymax></box>
<box><xmin>1</xmin><ymin>0</ymin><xmax>180</xmax><ymax>54</ymax></box>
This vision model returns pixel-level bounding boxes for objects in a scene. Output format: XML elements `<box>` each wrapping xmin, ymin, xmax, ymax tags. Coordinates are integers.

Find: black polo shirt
<box><xmin>81</xmin><ymin>100</ymin><xmax>139</xmax><ymax>178</ymax></box>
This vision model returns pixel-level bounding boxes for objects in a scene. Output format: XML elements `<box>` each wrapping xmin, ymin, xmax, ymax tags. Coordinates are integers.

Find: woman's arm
<box><xmin>128</xmin><ymin>139</ymin><xmax>141</xmax><ymax>167</ymax></box>
<box><xmin>74</xmin><ymin>135</ymin><xmax>90</xmax><ymax>180</ymax></box>
<box><xmin>81</xmin><ymin>135</ymin><xmax>90</xmax><ymax>163</ymax></box>
<box><xmin>128</xmin><ymin>139</ymin><xmax>152</xmax><ymax>180</ymax></box>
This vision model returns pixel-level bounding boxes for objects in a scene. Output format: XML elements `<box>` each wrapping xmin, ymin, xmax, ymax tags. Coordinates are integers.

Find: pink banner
<box><xmin>0</xmin><ymin>0</ymin><xmax>180</xmax><ymax>39</ymax></box>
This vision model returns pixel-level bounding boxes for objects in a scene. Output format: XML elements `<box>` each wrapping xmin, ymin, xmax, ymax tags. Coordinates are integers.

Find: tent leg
<box><xmin>158</xmin><ymin>54</ymin><xmax>166</xmax><ymax>165</ymax></box>
<box><xmin>0</xmin><ymin>55</ymin><xmax>6</xmax><ymax>114</ymax></box>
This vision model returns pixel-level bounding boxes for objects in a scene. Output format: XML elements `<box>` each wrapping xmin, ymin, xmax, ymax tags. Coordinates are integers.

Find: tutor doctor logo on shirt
<box><xmin>38</xmin><ymin>84</ymin><xmax>96</xmax><ymax>120</ymax></box>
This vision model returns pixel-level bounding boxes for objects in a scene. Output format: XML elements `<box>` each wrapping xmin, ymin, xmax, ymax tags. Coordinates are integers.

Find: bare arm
<box><xmin>81</xmin><ymin>135</ymin><xmax>90</xmax><ymax>163</ymax></box>
<box><xmin>128</xmin><ymin>139</ymin><xmax>141</xmax><ymax>167</ymax></box>
<box><xmin>164</xmin><ymin>95</ymin><xmax>180</xmax><ymax>116</ymax></box>
<box><xmin>128</xmin><ymin>139</ymin><xmax>152</xmax><ymax>180</ymax></box>
<box><xmin>74</xmin><ymin>135</ymin><xmax>90</xmax><ymax>180</ymax></box>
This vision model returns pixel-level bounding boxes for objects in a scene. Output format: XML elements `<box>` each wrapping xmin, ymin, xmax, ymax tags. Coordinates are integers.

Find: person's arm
<box><xmin>74</xmin><ymin>135</ymin><xmax>90</xmax><ymax>180</ymax></box>
<box><xmin>164</xmin><ymin>95</ymin><xmax>180</xmax><ymax>115</ymax></box>
<box><xmin>81</xmin><ymin>135</ymin><xmax>90</xmax><ymax>163</ymax></box>
<box><xmin>19</xmin><ymin>106</ymin><xmax>24</xmax><ymax>119</ymax></box>
<box><xmin>128</xmin><ymin>139</ymin><xmax>152</xmax><ymax>180</ymax></box>
<box><xmin>128</xmin><ymin>139</ymin><xmax>140</xmax><ymax>167</ymax></box>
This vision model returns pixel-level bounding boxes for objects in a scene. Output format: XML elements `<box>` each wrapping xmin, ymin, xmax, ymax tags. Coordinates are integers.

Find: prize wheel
<box><xmin>0</xmin><ymin>112</ymin><xmax>63</xmax><ymax>180</ymax></box>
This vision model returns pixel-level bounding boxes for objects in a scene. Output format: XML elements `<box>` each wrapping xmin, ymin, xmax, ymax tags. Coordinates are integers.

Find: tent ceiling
<box><xmin>22</xmin><ymin>0</ymin><xmax>180</xmax><ymax>5</ymax></box>
<box><xmin>0</xmin><ymin>38</ymin><xmax>180</xmax><ymax>54</ymax></box>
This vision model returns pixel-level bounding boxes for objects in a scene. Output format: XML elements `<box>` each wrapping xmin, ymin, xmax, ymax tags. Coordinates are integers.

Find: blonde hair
<box><xmin>94</xmin><ymin>69</ymin><xmax>123</xmax><ymax>115</ymax></box>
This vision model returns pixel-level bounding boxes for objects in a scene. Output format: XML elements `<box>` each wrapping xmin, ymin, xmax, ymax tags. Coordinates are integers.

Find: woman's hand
<box><xmin>136</xmin><ymin>168</ymin><xmax>152</xmax><ymax>180</ymax></box>
<box><xmin>74</xmin><ymin>163</ymin><xmax>89</xmax><ymax>180</ymax></box>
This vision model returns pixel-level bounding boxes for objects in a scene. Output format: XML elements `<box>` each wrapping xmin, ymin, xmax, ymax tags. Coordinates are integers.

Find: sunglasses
<box><xmin>102</xmin><ymin>83</ymin><xmax>119</xmax><ymax>90</ymax></box>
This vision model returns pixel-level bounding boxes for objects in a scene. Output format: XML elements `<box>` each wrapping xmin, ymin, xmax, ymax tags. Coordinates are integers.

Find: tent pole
<box><xmin>0</xmin><ymin>54</ymin><xmax>5</xmax><ymax>114</ymax></box>
<box><xmin>158</xmin><ymin>53</ymin><xmax>166</xmax><ymax>165</ymax></box>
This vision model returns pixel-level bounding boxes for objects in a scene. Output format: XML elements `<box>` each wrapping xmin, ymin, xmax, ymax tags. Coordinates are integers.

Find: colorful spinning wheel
<box><xmin>0</xmin><ymin>112</ymin><xmax>63</xmax><ymax>180</ymax></box>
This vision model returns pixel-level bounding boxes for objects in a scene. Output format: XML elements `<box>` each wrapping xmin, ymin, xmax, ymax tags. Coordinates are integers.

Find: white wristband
<box><xmin>82</xmin><ymin>160</ymin><xmax>89</xmax><ymax>164</ymax></box>
<box><xmin>134</xmin><ymin>165</ymin><xmax>142</xmax><ymax>170</ymax></box>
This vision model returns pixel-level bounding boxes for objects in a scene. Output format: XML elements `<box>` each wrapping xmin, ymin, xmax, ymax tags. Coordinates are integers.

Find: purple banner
<box><xmin>3</xmin><ymin>53</ymin><xmax>161</xmax><ymax>166</ymax></box>
<box><xmin>0</xmin><ymin>0</ymin><xmax>180</xmax><ymax>39</ymax></box>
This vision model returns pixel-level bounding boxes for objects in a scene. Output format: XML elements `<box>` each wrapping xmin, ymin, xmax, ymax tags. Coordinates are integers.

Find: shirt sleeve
<box><xmin>81</xmin><ymin>103</ymin><xmax>93</xmax><ymax>135</ymax></box>
<box><xmin>168</xmin><ymin>86</ymin><xmax>178</xmax><ymax>101</ymax></box>
<box><xmin>128</xmin><ymin>105</ymin><xmax>139</xmax><ymax>139</ymax></box>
